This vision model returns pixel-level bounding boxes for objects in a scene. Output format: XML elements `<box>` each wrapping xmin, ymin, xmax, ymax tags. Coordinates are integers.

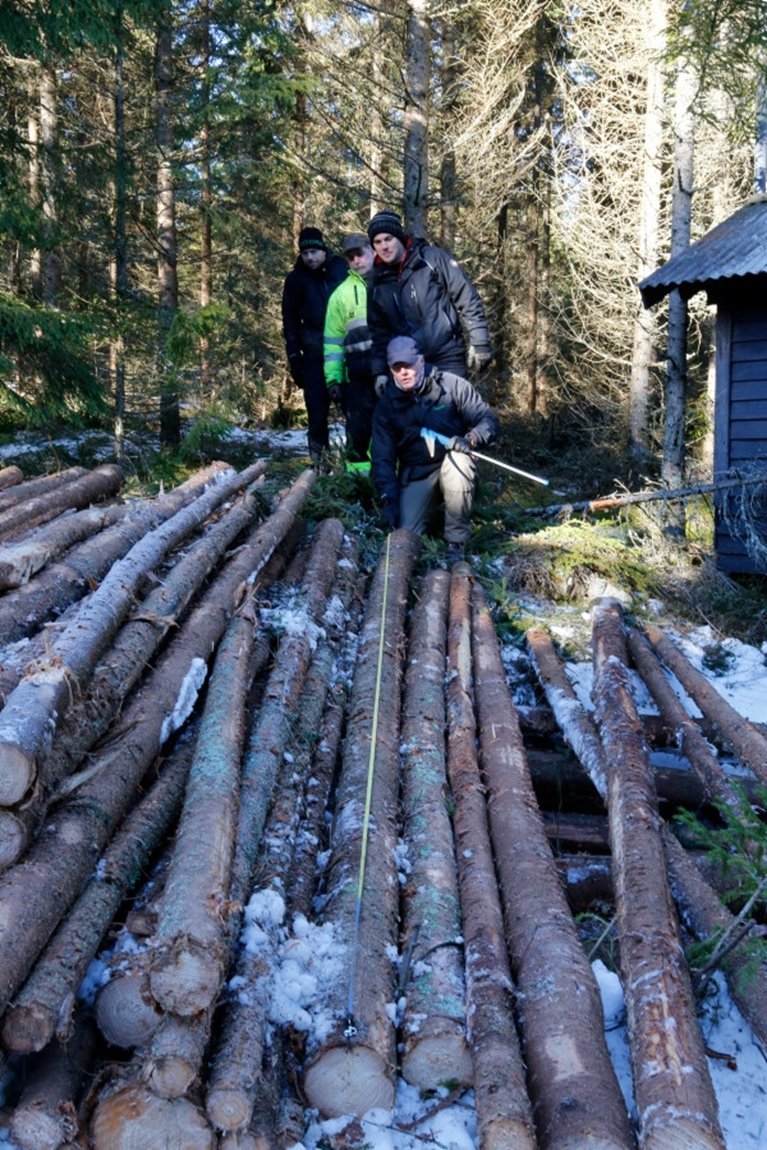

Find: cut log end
<box><xmin>96</xmin><ymin>972</ymin><xmax>163</xmax><ymax>1050</ymax></box>
<box><xmin>303</xmin><ymin>1044</ymin><xmax>395</xmax><ymax>1119</ymax></box>
<box><xmin>205</xmin><ymin>1085</ymin><xmax>253</xmax><ymax>1135</ymax></box>
<box><xmin>11</xmin><ymin>1103</ymin><xmax>70</xmax><ymax>1150</ymax></box>
<box><xmin>642</xmin><ymin>1116</ymin><xmax>726</xmax><ymax>1150</ymax></box>
<box><xmin>90</xmin><ymin>1085</ymin><xmax>215</xmax><ymax>1150</ymax></box>
<box><xmin>2</xmin><ymin>999</ymin><xmax>60</xmax><ymax>1055</ymax></box>
<box><xmin>149</xmin><ymin>946</ymin><xmax>221</xmax><ymax>1016</ymax></box>
<box><xmin>476</xmin><ymin>1117</ymin><xmax>538</xmax><ymax>1150</ymax></box>
<box><xmin>0</xmin><ymin>809</ymin><xmax>27</xmax><ymax>871</ymax></box>
<box><xmin>401</xmin><ymin>1030</ymin><xmax>473</xmax><ymax>1092</ymax></box>
<box><xmin>0</xmin><ymin>742</ymin><xmax>36</xmax><ymax>807</ymax></box>
<box><xmin>143</xmin><ymin>1053</ymin><xmax>197</xmax><ymax>1101</ymax></box>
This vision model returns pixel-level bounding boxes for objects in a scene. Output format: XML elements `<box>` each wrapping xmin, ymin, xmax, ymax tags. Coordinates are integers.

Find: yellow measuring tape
<box><xmin>345</xmin><ymin>532</ymin><xmax>392</xmax><ymax>1038</ymax></box>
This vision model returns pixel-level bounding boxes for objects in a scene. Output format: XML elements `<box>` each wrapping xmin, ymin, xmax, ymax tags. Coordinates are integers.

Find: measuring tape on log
<box><xmin>344</xmin><ymin>532</ymin><xmax>392</xmax><ymax>1041</ymax></box>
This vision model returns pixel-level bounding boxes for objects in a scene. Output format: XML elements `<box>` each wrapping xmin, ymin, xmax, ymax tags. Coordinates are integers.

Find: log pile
<box><xmin>0</xmin><ymin>468</ymin><xmax>762</xmax><ymax>1149</ymax></box>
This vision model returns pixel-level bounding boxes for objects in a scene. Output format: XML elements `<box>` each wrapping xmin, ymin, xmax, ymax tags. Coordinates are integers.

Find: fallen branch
<box><xmin>526</xmin><ymin>471</ymin><xmax>767</xmax><ymax>518</ymax></box>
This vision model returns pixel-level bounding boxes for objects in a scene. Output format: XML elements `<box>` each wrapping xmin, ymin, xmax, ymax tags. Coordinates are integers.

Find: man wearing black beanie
<box><xmin>366</xmin><ymin>210</ymin><xmax>492</xmax><ymax>390</ymax></box>
<box><xmin>281</xmin><ymin>226</ymin><xmax>347</xmax><ymax>466</ymax></box>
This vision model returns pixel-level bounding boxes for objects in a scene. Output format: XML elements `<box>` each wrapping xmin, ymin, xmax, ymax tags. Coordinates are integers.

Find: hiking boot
<box><xmin>446</xmin><ymin>542</ymin><xmax>466</xmax><ymax>565</ymax></box>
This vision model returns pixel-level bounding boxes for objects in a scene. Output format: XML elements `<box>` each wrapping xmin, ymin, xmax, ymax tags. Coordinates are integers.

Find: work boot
<box><xmin>446</xmin><ymin>541</ymin><xmax>465</xmax><ymax>565</ymax></box>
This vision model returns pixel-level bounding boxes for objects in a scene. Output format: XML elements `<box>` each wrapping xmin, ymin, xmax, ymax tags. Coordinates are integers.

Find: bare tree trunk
<box><xmin>111</xmin><ymin>5</ymin><xmax>128</xmax><ymax>454</ymax></box>
<box><xmin>447</xmin><ymin>571</ymin><xmax>536</xmax><ymax>1150</ymax></box>
<box><xmin>592</xmin><ymin>598</ymin><xmax>724</xmax><ymax>1150</ymax></box>
<box><xmin>472</xmin><ymin>585</ymin><xmax>635</xmax><ymax>1150</ymax></box>
<box><xmin>303</xmin><ymin>529</ymin><xmax>419</xmax><ymax>1118</ymax></box>
<box><xmin>156</xmin><ymin>18</ymin><xmax>181</xmax><ymax>448</ymax></box>
<box><xmin>400</xmin><ymin>569</ymin><xmax>472</xmax><ymax>1091</ymax></box>
<box><xmin>438</xmin><ymin>21</ymin><xmax>458</xmax><ymax>249</ymax></box>
<box><xmin>403</xmin><ymin>0</ymin><xmax>430</xmax><ymax>236</ymax></box>
<box><xmin>39</xmin><ymin>63</ymin><xmax>59</xmax><ymax>307</ymax></box>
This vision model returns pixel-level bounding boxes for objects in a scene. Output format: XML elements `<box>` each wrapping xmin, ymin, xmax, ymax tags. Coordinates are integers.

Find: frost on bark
<box><xmin>472</xmin><ymin>585</ymin><xmax>635</xmax><ymax>1150</ymax></box>
<box><xmin>303</xmin><ymin>528</ymin><xmax>419</xmax><ymax>1118</ymax></box>
<box><xmin>592</xmin><ymin>598</ymin><xmax>724</xmax><ymax>1150</ymax></box>
<box><xmin>400</xmin><ymin>569</ymin><xmax>472</xmax><ymax>1091</ymax></box>
<box><xmin>447</xmin><ymin>571</ymin><xmax>535</xmax><ymax>1150</ymax></box>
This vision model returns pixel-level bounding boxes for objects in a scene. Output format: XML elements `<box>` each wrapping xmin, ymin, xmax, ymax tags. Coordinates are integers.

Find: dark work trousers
<box><xmin>341</xmin><ymin>381</ymin><xmax>376</xmax><ymax>463</ymax></box>
<box><xmin>302</xmin><ymin>357</ymin><xmax>330</xmax><ymax>457</ymax></box>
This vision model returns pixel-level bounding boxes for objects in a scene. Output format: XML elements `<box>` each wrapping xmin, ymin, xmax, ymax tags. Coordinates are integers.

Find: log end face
<box><xmin>90</xmin><ymin>1085</ymin><xmax>215</xmax><ymax>1150</ymax></box>
<box><xmin>205</xmin><ymin>1086</ymin><xmax>253</xmax><ymax>1135</ymax></box>
<box><xmin>0</xmin><ymin>741</ymin><xmax>36</xmax><ymax>807</ymax></box>
<box><xmin>304</xmin><ymin>1044</ymin><xmax>395</xmax><ymax>1118</ymax></box>
<box><xmin>401</xmin><ymin>1031</ymin><xmax>473</xmax><ymax>1093</ymax></box>
<box><xmin>149</xmin><ymin>947</ymin><xmax>220</xmax><ymax>1016</ymax></box>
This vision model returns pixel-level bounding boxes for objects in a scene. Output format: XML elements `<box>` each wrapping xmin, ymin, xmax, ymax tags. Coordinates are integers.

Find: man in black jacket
<box><xmin>372</xmin><ymin>335</ymin><xmax>499</xmax><ymax>562</ymax></box>
<box><xmin>281</xmin><ymin>226</ymin><xmax>347</xmax><ymax>465</ymax></box>
<box><xmin>366</xmin><ymin>210</ymin><xmax>492</xmax><ymax>394</ymax></box>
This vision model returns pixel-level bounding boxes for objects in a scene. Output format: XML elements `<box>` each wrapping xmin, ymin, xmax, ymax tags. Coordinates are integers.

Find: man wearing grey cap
<box><xmin>323</xmin><ymin>233</ymin><xmax>377</xmax><ymax>472</ymax></box>
<box><xmin>371</xmin><ymin>334</ymin><xmax>499</xmax><ymax>563</ymax></box>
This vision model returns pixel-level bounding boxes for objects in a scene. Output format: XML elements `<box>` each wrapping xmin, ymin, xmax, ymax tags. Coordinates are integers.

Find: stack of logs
<box><xmin>0</xmin><ymin>460</ymin><xmax>765</xmax><ymax>1150</ymax></box>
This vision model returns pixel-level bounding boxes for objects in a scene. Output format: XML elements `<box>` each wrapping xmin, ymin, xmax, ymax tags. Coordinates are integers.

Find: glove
<box><xmin>288</xmin><ymin>354</ymin><xmax>304</xmax><ymax>387</ymax></box>
<box><xmin>374</xmin><ymin>374</ymin><xmax>389</xmax><ymax>398</ymax></box>
<box><xmin>466</xmin><ymin>344</ymin><xmax>492</xmax><ymax>371</ymax></box>
<box><xmin>449</xmin><ymin>435</ymin><xmax>474</xmax><ymax>454</ymax></box>
<box><xmin>380</xmin><ymin>499</ymin><xmax>398</xmax><ymax>530</ymax></box>
<box><xmin>328</xmin><ymin>384</ymin><xmax>343</xmax><ymax>405</ymax></box>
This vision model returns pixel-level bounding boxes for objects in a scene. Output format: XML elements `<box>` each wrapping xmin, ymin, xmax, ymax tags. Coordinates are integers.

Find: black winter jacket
<box><xmin>371</xmin><ymin>367</ymin><xmax>499</xmax><ymax>504</ymax></box>
<box><xmin>281</xmin><ymin>253</ymin><xmax>347</xmax><ymax>363</ymax></box>
<box><xmin>368</xmin><ymin>238</ymin><xmax>490</xmax><ymax>377</ymax></box>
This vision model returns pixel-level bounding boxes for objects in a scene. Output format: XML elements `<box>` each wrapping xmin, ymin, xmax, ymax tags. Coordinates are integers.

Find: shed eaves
<box><xmin>639</xmin><ymin>195</ymin><xmax>767</xmax><ymax>308</ymax></box>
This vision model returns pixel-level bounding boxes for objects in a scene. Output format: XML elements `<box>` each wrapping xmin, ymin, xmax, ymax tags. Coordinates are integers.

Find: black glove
<box><xmin>380</xmin><ymin>499</ymin><xmax>398</xmax><ymax>530</ymax></box>
<box><xmin>374</xmin><ymin>374</ymin><xmax>389</xmax><ymax>398</ymax></box>
<box><xmin>328</xmin><ymin>384</ymin><xmax>343</xmax><ymax>405</ymax></box>
<box><xmin>449</xmin><ymin>435</ymin><xmax>474</xmax><ymax>454</ymax></box>
<box><xmin>466</xmin><ymin>344</ymin><xmax>492</xmax><ymax>371</ymax></box>
<box><xmin>288</xmin><ymin>354</ymin><xmax>304</xmax><ymax>387</ymax></box>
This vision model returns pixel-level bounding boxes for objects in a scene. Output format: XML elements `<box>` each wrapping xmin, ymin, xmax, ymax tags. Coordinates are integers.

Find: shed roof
<box><xmin>639</xmin><ymin>195</ymin><xmax>767</xmax><ymax>308</ymax></box>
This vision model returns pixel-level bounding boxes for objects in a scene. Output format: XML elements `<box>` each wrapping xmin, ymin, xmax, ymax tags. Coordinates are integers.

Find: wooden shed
<box><xmin>639</xmin><ymin>194</ymin><xmax>767</xmax><ymax>574</ymax></box>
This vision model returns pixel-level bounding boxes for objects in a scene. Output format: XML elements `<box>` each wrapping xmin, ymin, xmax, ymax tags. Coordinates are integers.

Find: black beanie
<box><xmin>298</xmin><ymin>226</ymin><xmax>327</xmax><ymax>252</ymax></box>
<box><xmin>367</xmin><ymin>210</ymin><xmax>406</xmax><ymax>244</ymax></box>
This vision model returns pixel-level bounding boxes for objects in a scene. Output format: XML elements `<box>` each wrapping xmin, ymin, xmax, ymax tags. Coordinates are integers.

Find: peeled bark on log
<box><xmin>228</xmin><ymin>517</ymin><xmax>347</xmax><ymax>909</ymax></box>
<box><xmin>627</xmin><ymin>627</ymin><xmax>739</xmax><ymax>809</ymax></box>
<box><xmin>0</xmin><ymin>465</ymin><xmax>22</xmax><ymax>490</ymax></box>
<box><xmin>9</xmin><ymin>1015</ymin><xmax>95</xmax><ymax>1150</ymax></box>
<box><xmin>0</xmin><ymin>501</ymin><xmax>128</xmax><ymax>590</ymax></box>
<box><xmin>592</xmin><ymin>598</ymin><xmax>724</xmax><ymax>1150</ymax></box>
<box><xmin>2</xmin><ymin>739</ymin><xmax>193</xmax><ymax>1054</ymax></box>
<box><xmin>90</xmin><ymin>1084</ymin><xmax>215</xmax><ymax>1150</ymax></box>
<box><xmin>472</xmin><ymin>585</ymin><xmax>635</xmax><ymax>1150</ymax></box>
<box><xmin>0</xmin><ymin>460</ymin><xmax>268</xmax><ymax>806</ymax></box>
<box><xmin>0</xmin><ymin>459</ymin><xmax>233</xmax><ymax>648</ymax></box>
<box><xmin>644</xmin><ymin>622</ymin><xmax>767</xmax><ymax>786</ymax></box>
<box><xmin>148</xmin><ymin>601</ymin><xmax>257</xmax><ymax>1017</ymax></box>
<box><xmin>399</xmin><ymin>568</ymin><xmax>472</xmax><ymax>1092</ymax></box>
<box><xmin>446</xmin><ymin>571</ymin><xmax>536</xmax><ymax>1150</ymax></box>
<box><xmin>0</xmin><ymin>467</ymin><xmax>87</xmax><ymax>514</ymax></box>
<box><xmin>0</xmin><ymin>471</ymin><xmax>314</xmax><ymax>1012</ymax></box>
<box><xmin>303</xmin><ymin>528</ymin><xmax>420</xmax><ymax>1119</ymax></box>
<box><xmin>0</xmin><ymin>485</ymin><xmax>265</xmax><ymax>869</ymax></box>
<box><xmin>0</xmin><ymin>464</ymin><xmax>123</xmax><ymax>541</ymax></box>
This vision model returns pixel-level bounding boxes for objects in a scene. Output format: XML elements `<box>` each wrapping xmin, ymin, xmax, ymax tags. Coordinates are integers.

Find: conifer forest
<box><xmin>0</xmin><ymin>0</ymin><xmax>764</xmax><ymax>480</ymax></box>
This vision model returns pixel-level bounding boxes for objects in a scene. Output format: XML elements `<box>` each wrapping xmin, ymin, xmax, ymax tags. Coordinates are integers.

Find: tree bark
<box><xmin>0</xmin><ymin>501</ymin><xmax>128</xmax><ymax>590</ymax></box>
<box><xmin>400</xmin><ymin>569</ymin><xmax>472</xmax><ymax>1091</ymax></box>
<box><xmin>156</xmin><ymin>18</ymin><xmax>181</xmax><ymax>448</ymax></box>
<box><xmin>0</xmin><ymin>460</ymin><xmax>268</xmax><ymax>804</ymax></box>
<box><xmin>2</xmin><ymin>739</ymin><xmax>193</xmax><ymax>1054</ymax></box>
<box><xmin>9</xmin><ymin>1014</ymin><xmax>95</xmax><ymax>1150</ymax></box>
<box><xmin>303</xmin><ymin>529</ymin><xmax>419</xmax><ymax>1118</ymax></box>
<box><xmin>90</xmin><ymin>1084</ymin><xmax>215</xmax><ymax>1150</ymax></box>
<box><xmin>447</xmin><ymin>571</ymin><xmax>536</xmax><ymax>1150</ymax></box>
<box><xmin>403</xmin><ymin>0</ymin><xmax>430</xmax><ymax>236</ymax></box>
<box><xmin>0</xmin><ymin>465</ymin><xmax>22</xmax><ymax>490</ymax></box>
<box><xmin>0</xmin><ymin>460</ymin><xmax>233</xmax><ymax>647</ymax></box>
<box><xmin>0</xmin><ymin>464</ymin><xmax>123</xmax><ymax>541</ymax></box>
<box><xmin>0</xmin><ymin>467</ymin><xmax>86</xmax><ymax>514</ymax></box>
<box><xmin>592</xmin><ymin>598</ymin><xmax>724</xmax><ymax>1150</ymax></box>
<box><xmin>0</xmin><ymin>471</ymin><xmax>314</xmax><ymax>1012</ymax></box>
<box><xmin>472</xmin><ymin>585</ymin><xmax>635</xmax><ymax>1150</ymax></box>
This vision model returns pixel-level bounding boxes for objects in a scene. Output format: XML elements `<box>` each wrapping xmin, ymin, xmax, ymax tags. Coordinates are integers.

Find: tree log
<box><xmin>643</xmin><ymin>622</ymin><xmax>767</xmax><ymax>786</ymax></box>
<box><xmin>399</xmin><ymin>568</ymin><xmax>472</xmax><ymax>1092</ymax></box>
<box><xmin>472</xmin><ymin>585</ymin><xmax>635</xmax><ymax>1150</ymax></box>
<box><xmin>0</xmin><ymin>464</ymin><xmax>22</xmax><ymax>490</ymax></box>
<box><xmin>627</xmin><ymin>627</ymin><xmax>741</xmax><ymax>809</ymax></box>
<box><xmin>0</xmin><ymin>467</ymin><xmax>87</xmax><ymax>514</ymax></box>
<box><xmin>148</xmin><ymin>600</ymin><xmax>257</xmax><ymax>1017</ymax></box>
<box><xmin>0</xmin><ymin>460</ymin><xmax>268</xmax><ymax>806</ymax></box>
<box><xmin>302</xmin><ymin>528</ymin><xmax>419</xmax><ymax>1118</ymax></box>
<box><xmin>2</xmin><ymin>739</ymin><xmax>193</xmax><ymax>1054</ymax></box>
<box><xmin>9</xmin><ymin>1014</ymin><xmax>95</xmax><ymax>1150</ymax></box>
<box><xmin>90</xmin><ymin>1084</ymin><xmax>215</xmax><ymax>1150</ymax></box>
<box><xmin>0</xmin><ymin>484</ymin><xmax>266</xmax><ymax>869</ymax></box>
<box><xmin>592</xmin><ymin>598</ymin><xmax>724</xmax><ymax>1150</ymax></box>
<box><xmin>0</xmin><ymin>459</ymin><xmax>233</xmax><ymax>647</ymax></box>
<box><xmin>446</xmin><ymin>570</ymin><xmax>536</xmax><ymax>1150</ymax></box>
<box><xmin>96</xmin><ymin>962</ymin><xmax>163</xmax><ymax>1050</ymax></box>
<box><xmin>0</xmin><ymin>470</ymin><xmax>314</xmax><ymax>1013</ymax></box>
<box><xmin>141</xmin><ymin>1011</ymin><xmax>211</xmax><ymax>1099</ymax></box>
<box><xmin>0</xmin><ymin>501</ymin><xmax>128</xmax><ymax>590</ymax></box>
<box><xmin>0</xmin><ymin>463</ymin><xmax>123</xmax><ymax>540</ymax></box>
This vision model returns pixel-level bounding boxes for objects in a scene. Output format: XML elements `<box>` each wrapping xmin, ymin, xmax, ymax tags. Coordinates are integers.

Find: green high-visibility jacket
<box><xmin>323</xmin><ymin>270</ymin><xmax>373</xmax><ymax>389</ymax></box>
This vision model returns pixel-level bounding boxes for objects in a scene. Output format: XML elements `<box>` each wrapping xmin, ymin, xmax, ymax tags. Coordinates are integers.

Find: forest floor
<box><xmin>0</xmin><ymin>419</ymin><xmax>766</xmax><ymax>1149</ymax></box>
